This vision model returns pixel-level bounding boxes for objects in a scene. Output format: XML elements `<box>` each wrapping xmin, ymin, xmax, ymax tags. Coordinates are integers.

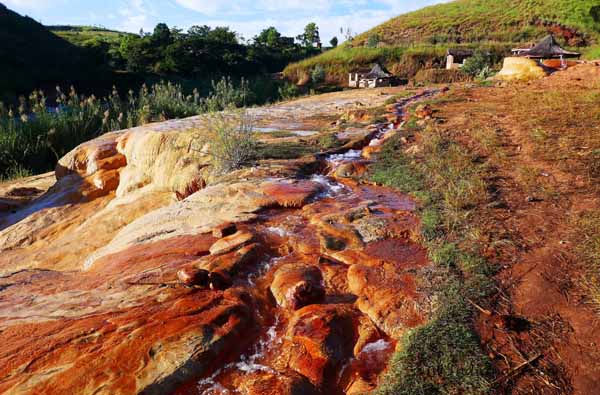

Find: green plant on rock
<box><xmin>311</xmin><ymin>65</ymin><xmax>326</xmax><ymax>84</ymax></box>
<box><xmin>205</xmin><ymin>110</ymin><xmax>257</xmax><ymax>174</ymax></box>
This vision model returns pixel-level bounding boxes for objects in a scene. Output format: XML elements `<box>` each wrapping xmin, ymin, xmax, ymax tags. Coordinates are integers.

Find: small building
<box><xmin>349</xmin><ymin>64</ymin><xmax>394</xmax><ymax>88</ymax></box>
<box><xmin>446</xmin><ymin>49</ymin><xmax>474</xmax><ymax>70</ymax></box>
<box><xmin>512</xmin><ymin>34</ymin><xmax>580</xmax><ymax>68</ymax></box>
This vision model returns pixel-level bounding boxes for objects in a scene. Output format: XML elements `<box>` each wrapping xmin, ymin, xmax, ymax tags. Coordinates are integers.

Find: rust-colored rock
<box><xmin>270</xmin><ymin>264</ymin><xmax>325</xmax><ymax>310</ymax></box>
<box><xmin>236</xmin><ymin>370</ymin><xmax>319</xmax><ymax>395</ymax></box>
<box><xmin>212</xmin><ymin>222</ymin><xmax>237</xmax><ymax>238</ymax></box>
<box><xmin>177</xmin><ymin>265</ymin><xmax>209</xmax><ymax>286</ymax></box>
<box><xmin>209</xmin><ymin>230</ymin><xmax>255</xmax><ymax>256</ymax></box>
<box><xmin>0</xmin><ymin>88</ymin><xmax>437</xmax><ymax>395</ymax></box>
<box><xmin>286</xmin><ymin>304</ymin><xmax>359</xmax><ymax>388</ymax></box>
<box><xmin>414</xmin><ymin>104</ymin><xmax>433</xmax><ymax>119</ymax></box>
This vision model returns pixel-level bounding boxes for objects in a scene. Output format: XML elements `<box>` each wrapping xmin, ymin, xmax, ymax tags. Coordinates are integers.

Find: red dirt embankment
<box><xmin>430</xmin><ymin>64</ymin><xmax>600</xmax><ymax>394</ymax></box>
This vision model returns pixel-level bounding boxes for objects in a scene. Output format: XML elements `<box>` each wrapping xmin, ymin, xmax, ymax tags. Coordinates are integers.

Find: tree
<box><xmin>329</xmin><ymin>36</ymin><xmax>338</xmax><ymax>48</ymax></box>
<box><xmin>152</xmin><ymin>23</ymin><xmax>172</xmax><ymax>45</ymax></box>
<box><xmin>255</xmin><ymin>27</ymin><xmax>281</xmax><ymax>47</ymax></box>
<box><xmin>297</xmin><ymin>22</ymin><xmax>320</xmax><ymax>47</ymax></box>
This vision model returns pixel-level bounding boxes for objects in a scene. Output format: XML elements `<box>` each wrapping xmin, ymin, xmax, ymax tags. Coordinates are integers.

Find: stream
<box><xmin>175</xmin><ymin>89</ymin><xmax>440</xmax><ymax>395</ymax></box>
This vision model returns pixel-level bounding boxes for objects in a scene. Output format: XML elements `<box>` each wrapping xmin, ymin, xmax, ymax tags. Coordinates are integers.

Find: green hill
<box><xmin>48</xmin><ymin>25</ymin><xmax>133</xmax><ymax>46</ymax></box>
<box><xmin>0</xmin><ymin>4</ymin><xmax>136</xmax><ymax>103</ymax></box>
<box><xmin>284</xmin><ymin>0</ymin><xmax>600</xmax><ymax>84</ymax></box>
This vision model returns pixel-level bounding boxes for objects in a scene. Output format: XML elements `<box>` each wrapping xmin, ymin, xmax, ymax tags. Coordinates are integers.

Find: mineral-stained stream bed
<box><xmin>174</xmin><ymin>91</ymin><xmax>439</xmax><ymax>395</ymax></box>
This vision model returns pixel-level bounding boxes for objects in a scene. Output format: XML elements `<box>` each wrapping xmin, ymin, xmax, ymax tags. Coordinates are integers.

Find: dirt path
<box><xmin>431</xmin><ymin>77</ymin><xmax>600</xmax><ymax>394</ymax></box>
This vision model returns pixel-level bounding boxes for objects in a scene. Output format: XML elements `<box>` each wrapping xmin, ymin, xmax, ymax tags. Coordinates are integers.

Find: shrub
<box><xmin>311</xmin><ymin>65</ymin><xmax>326</xmax><ymax>84</ymax></box>
<box><xmin>204</xmin><ymin>77</ymin><xmax>249</xmax><ymax>112</ymax></box>
<box><xmin>367</xmin><ymin>33</ymin><xmax>381</xmax><ymax>48</ymax></box>
<box><xmin>205</xmin><ymin>110</ymin><xmax>257</xmax><ymax>174</ymax></box>
<box><xmin>462</xmin><ymin>51</ymin><xmax>493</xmax><ymax>78</ymax></box>
<box><xmin>277</xmin><ymin>82</ymin><xmax>300</xmax><ymax>101</ymax></box>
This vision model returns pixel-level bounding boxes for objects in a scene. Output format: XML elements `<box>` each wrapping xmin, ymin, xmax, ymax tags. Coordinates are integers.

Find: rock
<box><xmin>347</xmin><ymin>262</ymin><xmax>426</xmax><ymax>339</ymax></box>
<box><xmin>286</xmin><ymin>304</ymin><xmax>358</xmax><ymax>388</ymax></box>
<box><xmin>201</xmin><ymin>243</ymin><xmax>260</xmax><ymax>280</ymax></box>
<box><xmin>212</xmin><ymin>222</ymin><xmax>237</xmax><ymax>238</ymax></box>
<box><xmin>209</xmin><ymin>271</ymin><xmax>233</xmax><ymax>290</ymax></box>
<box><xmin>333</xmin><ymin>161</ymin><xmax>369</xmax><ymax>179</ymax></box>
<box><xmin>346</xmin><ymin>377</ymin><xmax>375</xmax><ymax>395</ymax></box>
<box><xmin>353</xmin><ymin>216</ymin><xmax>388</xmax><ymax>243</ymax></box>
<box><xmin>177</xmin><ymin>266</ymin><xmax>210</xmax><ymax>286</ymax></box>
<box><xmin>0</xmin><ymin>89</ymin><xmax>435</xmax><ymax>395</ymax></box>
<box><xmin>236</xmin><ymin>370</ymin><xmax>319</xmax><ymax>395</ymax></box>
<box><xmin>270</xmin><ymin>265</ymin><xmax>325</xmax><ymax>310</ymax></box>
<box><xmin>414</xmin><ymin>104</ymin><xmax>433</xmax><ymax>119</ymax></box>
<box><xmin>209</xmin><ymin>230</ymin><xmax>254</xmax><ymax>256</ymax></box>
<box><xmin>495</xmin><ymin>57</ymin><xmax>548</xmax><ymax>81</ymax></box>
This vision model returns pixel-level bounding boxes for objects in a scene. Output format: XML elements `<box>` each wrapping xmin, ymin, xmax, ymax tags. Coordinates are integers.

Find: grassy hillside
<box><xmin>284</xmin><ymin>0</ymin><xmax>600</xmax><ymax>84</ymax></box>
<box><xmin>0</xmin><ymin>5</ymin><xmax>138</xmax><ymax>103</ymax></box>
<box><xmin>48</xmin><ymin>25</ymin><xmax>133</xmax><ymax>47</ymax></box>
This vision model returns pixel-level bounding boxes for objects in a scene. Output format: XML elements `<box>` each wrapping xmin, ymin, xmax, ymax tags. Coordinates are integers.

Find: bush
<box><xmin>277</xmin><ymin>82</ymin><xmax>300</xmax><ymax>101</ymax></box>
<box><xmin>367</xmin><ymin>33</ymin><xmax>380</xmax><ymax>48</ymax></box>
<box><xmin>311</xmin><ymin>65</ymin><xmax>326</xmax><ymax>84</ymax></box>
<box><xmin>462</xmin><ymin>51</ymin><xmax>493</xmax><ymax>78</ymax></box>
<box><xmin>205</xmin><ymin>110</ymin><xmax>257</xmax><ymax>174</ymax></box>
<box><xmin>204</xmin><ymin>77</ymin><xmax>249</xmax><ymax>112</ymax></box>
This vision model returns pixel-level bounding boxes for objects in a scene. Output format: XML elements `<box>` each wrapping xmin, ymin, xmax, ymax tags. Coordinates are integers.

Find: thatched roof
<box><xmin>447</xmin><ymin>48</ymin><xmax>474</xmax><ymax>62</ymax></box>
<box><xmin>363</xmin><ymin>63</ymin><xmax>392</xmax><ymax>79</ymax></box>
<box><xmin>519</xmin><ymin>35</ymin><xmax>580</xmax><ymax>59</ymax></box>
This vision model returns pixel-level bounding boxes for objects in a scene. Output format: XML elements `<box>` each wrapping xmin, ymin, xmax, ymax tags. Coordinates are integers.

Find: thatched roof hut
<box><xmin>514</xmin><ymin>35</ymin><xmax>580</xmax><ymax>59</ymax></box>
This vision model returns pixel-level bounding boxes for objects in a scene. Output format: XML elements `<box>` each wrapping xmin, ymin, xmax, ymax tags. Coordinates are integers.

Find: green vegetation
<box><xmin>1</xmin><ymin>2</ymin><xmax>326</xmax><ymax>106</ymax></box>
<box><xmin>0</xmin><ymin>4</ymin><xmax>122</xmax><ymax>104</ymax></box>
<box><xmin>573</xmin><ymin>210</ymin><xmax>600</xmax><ymax>313</ymax></box>
<box><xmin>0</xmin><ymin>79</ymin><xmax>249</xmax><ymax>179</ymax></box>
<box><xmin>370</xmin><ymin>104</ymin><xmax>495</xmax><ymax>394</ymax></box>
<box><xmin>203</xmin><ymin>110</ymin><xmax>257</xmax><ymax>174</ymax></box>
<box><xmin>285</xmin><ymin>0</ymin><xmax>600</xmax><ymax>84</ymax></box>
<box><xmin>462</xmin><ymin>51</ymin><xmax>495</xmax><ymax>79</ymax></box>
<box><xmin>354</xmin><ymin>0</ymin><xmax>600</xmax><ymax>47</ymax></box>
<box><xmin>51</xmin><ymin>21</ymin><xmax>322</xmax><ymax>81</ymax></box>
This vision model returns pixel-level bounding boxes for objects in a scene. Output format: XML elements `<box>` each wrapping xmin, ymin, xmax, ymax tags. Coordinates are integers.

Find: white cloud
<box><xmin>118</xmin><ymin>0</ymin><xmax>154</xmax><ymax>33</ymax></box>
<box><xmin>171</xmin><ymin>0</ymin><xmax>452</xmax><ymax>41</ymax></box>
<box><xmin>3</xmin><ymin>0</ymin><xmax>60</xmax><ymax>11</ymax></box>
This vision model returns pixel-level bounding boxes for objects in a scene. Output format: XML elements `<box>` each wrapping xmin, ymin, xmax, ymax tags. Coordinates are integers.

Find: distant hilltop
<box><xmin>284</xmin><ymin>0</ymin><xmax>600</xmax><ymax>85</ymax></box>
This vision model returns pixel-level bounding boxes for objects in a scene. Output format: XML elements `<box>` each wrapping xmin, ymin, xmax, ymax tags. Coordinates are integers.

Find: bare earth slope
<box><xmin>412</xmin><ymin>65</ymin><xmax>600</xmax><ymax>395</ymax></box>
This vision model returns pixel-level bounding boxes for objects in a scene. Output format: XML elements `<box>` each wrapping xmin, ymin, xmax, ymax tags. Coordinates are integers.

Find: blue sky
<box><xmin>3</xmin><ymin>0</ymin><xmax>450</xmax><ymax>42</ymax></box>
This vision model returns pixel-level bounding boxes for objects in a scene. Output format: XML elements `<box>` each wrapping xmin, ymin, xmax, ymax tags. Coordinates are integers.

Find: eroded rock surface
<box><xmin>0</xmin><ymin>88</ymin><xmax>436</xmax><ymax>395</ymax></box>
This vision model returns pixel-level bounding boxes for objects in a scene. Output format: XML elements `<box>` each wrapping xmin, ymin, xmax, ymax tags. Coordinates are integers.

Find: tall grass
<box><xmin>0</xmin><ymin>78</ymin><xmax>249</xmax><ymax>179</ymax></box>
<box><xmin>370</xmin><ymin>112</ymin><xmax>494</xmax><ymax>394</ymax></box>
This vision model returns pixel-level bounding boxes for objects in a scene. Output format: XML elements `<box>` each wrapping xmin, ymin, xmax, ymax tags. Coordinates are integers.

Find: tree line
<box><xmin>83</xmin><ymin>22</ymin><xmax>334</xmax><ymax>78</ymax></box>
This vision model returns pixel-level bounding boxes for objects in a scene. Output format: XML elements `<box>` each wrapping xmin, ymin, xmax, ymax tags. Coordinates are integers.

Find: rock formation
<box><xmin>0</xmin><ymin>88</ymin><xmax>437</xmax><ymax>395</ymax></box>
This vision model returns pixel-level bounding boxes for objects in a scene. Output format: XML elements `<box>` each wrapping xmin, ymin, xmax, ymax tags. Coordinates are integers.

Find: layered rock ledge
<box><xmin>0</xmin><ymin>88</ymin><xmax>436</xmax><ymax>395</ymax></box>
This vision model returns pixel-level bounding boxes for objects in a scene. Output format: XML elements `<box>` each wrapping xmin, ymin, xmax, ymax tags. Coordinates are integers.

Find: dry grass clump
<box><xmin>573</xmin><ymin>210</ymin><xmax>600</xmax><ymax>313</ymax></box>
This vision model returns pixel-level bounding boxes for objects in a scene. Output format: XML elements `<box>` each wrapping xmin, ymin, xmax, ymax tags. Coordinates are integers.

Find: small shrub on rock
<box><xmin>206</xmin><ymin>110</ymin><xmax>257</xmax><ymax>174</ymax></box>
<box><xmin>311</xmin><ymin>65</ymin><xmax>326</xmax><ymax>84</ymax></box>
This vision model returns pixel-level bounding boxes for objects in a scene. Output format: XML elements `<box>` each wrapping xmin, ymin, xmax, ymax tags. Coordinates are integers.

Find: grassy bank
<box><xmin>0</xmin><ymin>78</ymin><xmax>255</xmax><ymax>180</ymax></box>
<box><xmin>283</xmin><ymin>43</ymin><xmax>510</xmax><ymax>85</ymax></box>
<box><xmin>369</xmin><ymin>98</ymin><xmax>496</xmax><ymax>394</ymax></box>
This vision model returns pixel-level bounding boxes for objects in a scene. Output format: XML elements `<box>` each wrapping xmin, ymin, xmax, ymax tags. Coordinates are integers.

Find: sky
<box><xmin>3</xmin><ymin>0</ymin><xmax>450</xmax><ymax>42</ymax></box>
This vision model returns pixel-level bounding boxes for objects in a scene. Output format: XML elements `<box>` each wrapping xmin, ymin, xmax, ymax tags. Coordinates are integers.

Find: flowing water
<box><xmin>175</xmin><ymin>89</ymin><xmax>440</xmax><ymax>395</ymax></box>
